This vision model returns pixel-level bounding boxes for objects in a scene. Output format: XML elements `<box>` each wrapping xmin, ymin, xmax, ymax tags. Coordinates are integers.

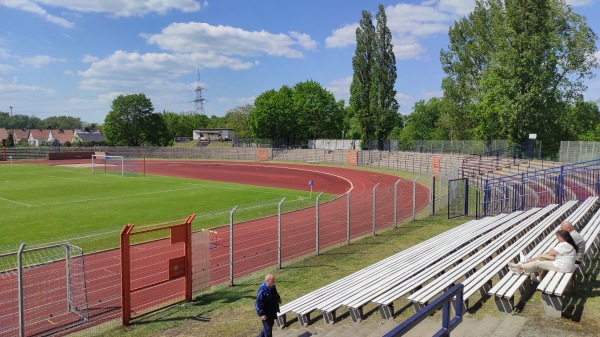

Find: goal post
<box><xmin>92</xmin><ymin>154</ymin><xmax>124</xmax><ymax>176</ymax></box>
<box><xmin>1</xmin><ymin>242</ymin><xmax>89</xmax><ymax>336</ymax></box>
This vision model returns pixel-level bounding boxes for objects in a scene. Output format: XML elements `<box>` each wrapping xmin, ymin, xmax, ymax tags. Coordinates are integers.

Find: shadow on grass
<box><xmin>562</xmin><ymin>257</ymin><xmax>600</xmax><ymax>321</ymax></box>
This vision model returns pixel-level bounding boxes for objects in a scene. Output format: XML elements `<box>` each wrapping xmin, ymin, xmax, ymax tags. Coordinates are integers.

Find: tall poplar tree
<box><xmin>372</xmin><ymin>4</ymin><xmax>399</xmax><ymax>150</ymax></box>
<box><xmin>350</xmin><ymin>10</ymin><xmax>376</xmax><ymax>148</ymax></box>
<box><xmin>350</xmin><ymin>5</ymin><xmax>399</xmax><ymax>150</ymax></box>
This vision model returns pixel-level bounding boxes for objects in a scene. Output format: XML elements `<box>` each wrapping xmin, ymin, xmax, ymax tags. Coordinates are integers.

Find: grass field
<box><xmin>0</xmin><ymin>164</ymin><xmax>332</xmax><ymax>247</ymax></box>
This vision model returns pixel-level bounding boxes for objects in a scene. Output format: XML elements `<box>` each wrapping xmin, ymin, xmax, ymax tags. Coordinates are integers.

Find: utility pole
<box><xmin>193</xmin><ymin>70</ymin><xmax>206</xmax><ymax>115</ymax></box>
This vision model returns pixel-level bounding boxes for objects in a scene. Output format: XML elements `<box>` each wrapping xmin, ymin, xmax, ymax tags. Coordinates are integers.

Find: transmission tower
<box><xmin>193</xmin><ymin>70</ymin><xmax>206</xmax><ymax>115</ymax></box>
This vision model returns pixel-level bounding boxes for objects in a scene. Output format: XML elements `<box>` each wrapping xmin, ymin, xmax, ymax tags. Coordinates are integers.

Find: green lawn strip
<box><xmin>0</xmin><ymin>164</ymin><xmax>329</xmax><ymax>247</ymax></box>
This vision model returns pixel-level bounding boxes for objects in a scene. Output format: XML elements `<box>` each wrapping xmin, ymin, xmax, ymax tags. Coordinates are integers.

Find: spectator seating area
<box><xmin>277</xmin><ymin>197</ymin><xmax>600</xmax><ymax>329</ymax></box>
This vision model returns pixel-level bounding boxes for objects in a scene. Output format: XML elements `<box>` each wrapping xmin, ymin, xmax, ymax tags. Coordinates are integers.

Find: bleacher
<box><xmin>277</xmin><ymin>197</ymin><xmax>600</xmax><ymax>329</ymax></box>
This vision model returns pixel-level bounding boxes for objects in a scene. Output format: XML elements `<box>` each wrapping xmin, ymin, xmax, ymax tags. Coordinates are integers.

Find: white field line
<box><xmin>0</xmin><ymin>197</ymin><xmax>32</xmax><ymax>207</ymax></box>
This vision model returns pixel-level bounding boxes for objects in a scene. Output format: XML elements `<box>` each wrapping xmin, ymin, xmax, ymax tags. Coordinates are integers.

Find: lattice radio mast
<box><xmin>194</xmin><ymin>69</ymin><xmax>206</xmax><ymax>115</ymax></box>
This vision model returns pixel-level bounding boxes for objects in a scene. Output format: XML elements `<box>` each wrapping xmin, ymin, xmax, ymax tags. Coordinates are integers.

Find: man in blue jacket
<box><xmin>255</xmin><ymin>273</ymin><xmax>282</xmax><ymax>337</ymax></box>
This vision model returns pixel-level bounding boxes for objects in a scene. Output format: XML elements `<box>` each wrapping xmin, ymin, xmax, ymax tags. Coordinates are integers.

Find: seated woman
<box><xmin>507</xmin><ymin>229</ymin><xmax>578</xmax><ymax>283</ymax></box>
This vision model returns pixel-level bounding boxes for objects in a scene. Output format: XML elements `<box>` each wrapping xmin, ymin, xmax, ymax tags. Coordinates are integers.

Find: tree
<box><xmin>224</xmin><ymin>105</ymin><xmax>253</xmax><ymax>138</ymax></box>
<box><xmin>441</xmin><ymin>0</ymin><xmax>598</xmax><ymax>153</ymax></box>
<box><xmin>103</xmin><ymin>93</ymin><xmax>167</xmax><ymax>146</ymax></box>
<box><xmin>249</xmin><ymin>87</ymin><xmax>296</xmax><ymax>145</ymax></box>
<box><xmin>293</xmin><ymin>80</ymin><xmax>343</xmax><ymax>141</ymax></box>
<box><xmin>350</xmin><ymin>5</ymin><xmax>399</xmax><ymax>150</ymax></box>
<box><xmin>350</xmin><ymin>10</ymin><xmax>376</xmax><ymax>148</ymax></box>
<box><xmin>371</xmin><ymin>4</ymin><xmax>400</xmax><ymax>149</ymax></box>
<box><xmin>6</xmin><ymin>132</ymin><xmax>15</xmax><ymax>147</ymax></box>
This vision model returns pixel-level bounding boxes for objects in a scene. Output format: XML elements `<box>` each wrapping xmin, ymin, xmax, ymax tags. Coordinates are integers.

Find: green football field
<box><xmin>0</xmin><ymin>164</ymin><xmax>323</xmax><ymax>247</ymax></box>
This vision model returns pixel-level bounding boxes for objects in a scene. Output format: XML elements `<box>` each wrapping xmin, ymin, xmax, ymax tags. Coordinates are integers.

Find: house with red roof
<box><xmin>0</xmin><ymin>128</ymin><xmax>8</xmax><ymax>144</ymax></box>
<box><xmin>10</xmin><ymin>129</ymin><xmax>29</xmax><ymax>145</ymax></box>
<box><xmin>50</xmin><ymin>129</ymin><xmax>75</xmax><ymax>146</ymax></box>
<box><xmin>28</xmin><ymin>129</ymin><xmax>52</xmax><ymax>146</ymax></box>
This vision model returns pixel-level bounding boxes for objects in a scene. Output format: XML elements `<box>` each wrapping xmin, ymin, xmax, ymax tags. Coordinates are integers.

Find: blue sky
<box><xmin>0</xmin><ymin>0</ymin><xmax>599</xmax><ymax>124</ymax></box>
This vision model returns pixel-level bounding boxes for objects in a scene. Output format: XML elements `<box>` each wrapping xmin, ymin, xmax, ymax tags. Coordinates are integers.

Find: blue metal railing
<box><xmin>477</xmin><ymin>158</ymin><xmax>600</xmax><ymax>218</ymax></box>
<box><xmin>383</xmin><ymin>284</ymin><xmax>464</xmax><ymax>337</ymax></box>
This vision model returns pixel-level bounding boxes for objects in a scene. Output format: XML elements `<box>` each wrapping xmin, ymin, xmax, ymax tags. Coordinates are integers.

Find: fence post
<box><xmin>394</xmin><ymin>179</ymin><xmax>401</xmax><ymax>228</ymax></box>
<box><xmin>347</xmin><ymin>187</ymin><xmax>353</xmax><ymax>245</ymax></box>
<box><xmin>277</xmin><ymin>198</ymin><xmax>285</xmax><ymax>269</ymax></box>
<box><xmin>413</xmin><ymin>177</ymin><xmax>419</xmax><ymax>220</ymax></box>
<box><xmin>558</xmin><ymin>165</ymin><xmax>564</xmax><ymax>205</ymax></box>
<box><xmin>372</xmin><ymin>183</ymin><xmax>379</xmax><ymax>236</ymax></box>
<box><xmin>316</xmin><ymin>192</ymin><xmax>323</xmax><ymax>255</ymax></box>
<box><xmin>229</xmin><ymin>206</ymin><xmax>238</xmax><ymax>287</ymax></box>
<box><xmin>17</xmin><ymin>242</ymin><xmax>25</xmax><ymax>337</ymax></box>
<box><xmin>430</xmin><ymin>176</ymin><xmax>435</xmax><ymax>215</ymax></box>
<box><xmin>65</xmin><ymin>243</ymin><xmax>71</xmax><ymax>312</ymax></box>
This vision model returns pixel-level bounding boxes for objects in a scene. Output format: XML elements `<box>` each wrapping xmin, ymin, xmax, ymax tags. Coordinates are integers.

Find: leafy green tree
<box><xmin>293</xmin><ymin>80</ymin><xmax>343</xmax><ymax>141</ymax></box>
<box><xmin>350</xmin><ymin>10</ymin><xmax>376</xmax><ymax>148</ymax></box>
<box><xmin>351</xmin><ymin>5</ymin><xmax>400</xmax><ymax>150</ymax></box>
<box><xmin>6</xmin><ymin>132</ymin><xmax>15</xmax><ymax>147</ymax></box>
<box><xmin>224</xmin><ymin>105</ymin><xmax>253</xmax><ymax>138</ymax></box>
<box><xmin>441</xmin><ymin>0</ymin><xmax>598</xmax><ymax>153</ymax></box>
<box><xmin>250</xmin><ymin>87</ymin><xmax>296</xmax><ymax>145</ymax></box>
<box><xmin>43</xmin><ymin>116</ymin><xmax>83</xmax><ymax>129</ymax></box>
<box><xmin>371</xmin><ymin>4</ymin><xmax>400</xmax><ymax>149</ymax></box>
<box><xmin>103</xmin><ymin>93</ymin><xmax>167</xmax><ymax>146</ymax></box>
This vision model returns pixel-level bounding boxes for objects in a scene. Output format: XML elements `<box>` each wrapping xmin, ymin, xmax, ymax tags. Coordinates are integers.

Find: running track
<box><xmin>0</xmin><ymin>160</ymin><xmax>429</xmax><ymax>336</ymax></box>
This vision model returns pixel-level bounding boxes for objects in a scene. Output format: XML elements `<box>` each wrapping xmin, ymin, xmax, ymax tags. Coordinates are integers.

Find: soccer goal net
<box><xmin>0</xmin><ymin>242</ymin><xmax>89</xmax><ymax>336</ymax></box>
<box><xmin>92</xmin><ymin>155</ymin><xmax>143</xmax><ymax>176</ymax></box>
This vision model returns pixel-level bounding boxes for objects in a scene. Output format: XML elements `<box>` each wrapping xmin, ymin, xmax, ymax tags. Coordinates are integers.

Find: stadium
<box><xmin>1</xmin><ymin>143</ymin><xmax>599</xmax><ymax>337</ymax></box>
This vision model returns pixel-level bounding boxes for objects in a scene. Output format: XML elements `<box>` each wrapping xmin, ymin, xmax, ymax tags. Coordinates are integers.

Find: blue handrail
<box><xmin>383</xmin><ymin>284</ymin><xmax>464</xmax><ymax>337</ymax></box>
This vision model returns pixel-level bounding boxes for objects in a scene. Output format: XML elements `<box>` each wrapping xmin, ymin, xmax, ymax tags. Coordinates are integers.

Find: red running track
<box><xmin>0</xmin><ymin>160</ymin><xmax>429</xmax><ymax>336</ymax></box>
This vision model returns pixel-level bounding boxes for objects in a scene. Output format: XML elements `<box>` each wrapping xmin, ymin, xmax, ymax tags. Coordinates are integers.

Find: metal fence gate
<box><xmin>448</xmin><ymin>178</ymin><xmax>469</xmax><ymax>219</ymax></box>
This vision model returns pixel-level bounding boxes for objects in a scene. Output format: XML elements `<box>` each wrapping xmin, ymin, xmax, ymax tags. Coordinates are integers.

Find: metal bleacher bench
<box><xmin>487</xmin><ymin>197</ymin><xmax>598</xmax><ymax>315</ymax></box>
<box><xmin>535</xmin><ymin>199</ymin><xmax>600</xmax><ymax>317</ymax></box>
<box><xmin>276</xmin><ymin>213</ymin><xmax>512</xmax><ymax>328</ymax></box>
<box><xmin>405</xmin><ymin>206</ymin><xmax>552</xmax><ymax>313</ymax></box>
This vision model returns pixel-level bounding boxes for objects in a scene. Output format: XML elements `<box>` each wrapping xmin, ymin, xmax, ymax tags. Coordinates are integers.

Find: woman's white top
<box><xmin>553</xmin><ymin>241</ymin><xmax>577</xmax><ymax>273</ymax></box>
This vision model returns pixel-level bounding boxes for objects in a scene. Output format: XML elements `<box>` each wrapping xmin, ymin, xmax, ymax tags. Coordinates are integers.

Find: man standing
<box><xmin>255</xmin><ymin>274</ymin><xmax>282</xmax><ymax>337</ymax></box>
<box><xmin>560</xmin><ymin>221</ymin><xmax>586</xmax><ymax>264</ymax></box>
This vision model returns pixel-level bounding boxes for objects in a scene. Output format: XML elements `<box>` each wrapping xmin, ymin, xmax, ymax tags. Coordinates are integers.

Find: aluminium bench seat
<box><xmin>276</xmin><ymin>214</ymin><xmax>508</xmax><ymax>327</ymax></box>
<box><xmin>487</xmin><ymin>197</ymin><xmax>598</xmax><ymax>314</ymax></box>
<box><xmin>536</xmin><ymin>202</ymin><xmax>600</xmax><ymax>317</ymax></box>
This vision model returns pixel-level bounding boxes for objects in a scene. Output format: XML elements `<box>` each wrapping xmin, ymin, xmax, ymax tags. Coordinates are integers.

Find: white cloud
<box><xmin>395</xmin><ymin>92</ymin><xmax>412</xmax><ymax>104</ymax></box>
<box><xmin>236</xmin><ymin>96</ymin><xmax>255</xmax><ymax>105</ymax></box>
<box><xmin>385</xmin><ymin>3</ymin><xmax>451</xmax><ymax>37</ymax></box>
<box><xmin>20</xmin><ymin>55</ymin><xmax>65</xmax><ymax>68</ymax></box>
<box><xmin>0</xmin><ymin>0</ymin><xmax>203</xmax><ymax>27</ymax></box>
<box><xmin>0</xmin><ymin>76</ymin><xmax>54</xmax><ymax>97</ymax></box>
<box><xmin>77</xmin><ymin>50</ymin><xmax>254</xmax><ymax>91</ymax></box>
<box><xmin>325</xmin><ymin>76</ymin><xmax>352</xmax><ymax>101</ymax></box>
<box><xmin>325</xmin><ymin>24</ymin><xmax>358</xmax><ymax>48</ymax></box>
<box><xmin>0</xmin><ymin>64</ymin><xmax>15</xmax><ymax>73</ymax></box>
<box><xmin>436</xmin><ymin>0</ymin><xmax>476</xmax><ymax>16</ymax></box>
<box><xmin>82</xmin><ymin>54</ymin><xmax>99</xmax><ymax>63</ymax></box>
<box><xmin>595</xmin><ymin>51</ymin><xmax>600</xmax><ymax>62</ymax></box>
<box><xmin>144</xmin><ymin>22</ymin><xmax>316</xmax><ymax>58</ymax></box>
<box><xmin>1</xmin><ymin>0</ymin><xmax>74</xmax><ymax>28</ymax></box>
<box><xmin>566</xmin><ymin>0</ymin><xmax>594</xmax><ymax>6</ymax></box>
<box><xmin>393</xmin><ymin>37</ymin><xmax>427</xmax><ymax>60</ymax></box>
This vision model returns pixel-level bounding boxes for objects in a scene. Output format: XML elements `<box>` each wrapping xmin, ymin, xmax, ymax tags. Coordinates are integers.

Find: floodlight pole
<box><xmin>372</xmin><ymin>183</ymin><xmax>379</xmax><ymax>236</ymax></box>
<box><xmin>17</xmin><ymin>243</ymin><xmax>25</xmax><ymax>337</ymax></box>
<box><xmin>394</xmin><ymin>179</ymin><xmax>401</xmax><ymax>228</ymax></box>
<box><xmin>315</xmin><ymin>192</ymin><xmax>323</xmax><ymax>255</ymax></box>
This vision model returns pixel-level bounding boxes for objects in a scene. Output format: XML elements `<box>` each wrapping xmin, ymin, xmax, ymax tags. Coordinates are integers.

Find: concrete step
<box><xmin>275</xmin><ymin>315</ymin><xmax>526</xmax><ymax>337</ymax></box>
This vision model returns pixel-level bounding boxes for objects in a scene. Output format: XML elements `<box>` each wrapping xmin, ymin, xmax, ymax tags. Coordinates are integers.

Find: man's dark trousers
<box><xmin>258</xmin><ymin>318</ymin><xmax>274</xmax><ymax>337</ymax></box>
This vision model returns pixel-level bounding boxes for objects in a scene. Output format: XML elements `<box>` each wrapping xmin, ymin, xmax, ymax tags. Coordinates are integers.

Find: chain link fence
<box><xmin>560</xmin><ymin>141</ymin><xmax>600</xmax><ymax>163</ymax></box>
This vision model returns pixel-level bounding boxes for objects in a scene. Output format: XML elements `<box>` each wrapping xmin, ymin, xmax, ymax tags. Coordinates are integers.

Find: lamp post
<box><xmin>403</xmin><ymin>117</ymin><xmax>412</xmax><ymax>129</ymax></box>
